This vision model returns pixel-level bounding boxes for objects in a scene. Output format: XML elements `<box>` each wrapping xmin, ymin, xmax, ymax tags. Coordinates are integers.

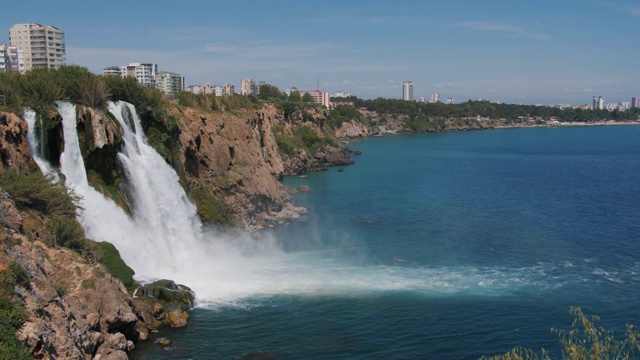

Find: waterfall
<box><xmin>55</xmin><ymin>100</ymin><xmax>205</xmax><ymax>280</ymax></box>
<box><xmin>27</xmin><ymin>100</ymin><xmax>468</xmax><ymax>305</ymax></box>
<box><xmin>23</xmin><ymin>108</ymin><xmax>58</xmax><ymax>180</ymax></box>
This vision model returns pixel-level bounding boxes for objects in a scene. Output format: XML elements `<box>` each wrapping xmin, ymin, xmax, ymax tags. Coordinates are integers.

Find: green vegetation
<box><xmin>272</xmin><ymin>124</ymin><xmax>332</xmax><ymax>158</ymax></box>
<box><xmin>92</xmin><ymin>242</ymin><xmax>135</xmax><ymax>290</ymax></box>
<box><xmin>325</xmin><ymin>105</ymin><xmax>368</xmax><ymax>129</ymax></box>
<box><xmin>0</xmin><ymin>170</ymin><xmax>78</xmax><ymax>217</ymax></box>
<box><xmin>52</xmin><ymin>283</ymin><xmax>67</xmax><ymax>297</ymax></box>
<box><xmin>188</xmin><ymin>186</ymin><xmax>233</xmax><ymax>225</ymax></box>
<box><xmin>81</xmin><ymin>279</ymin><xmax>96</xmax><ymax>290</ymax></box>
<box><xmin>0</xmin><ymin>169</ymin><xmax>135</xmax><ymax>290</ymax></box>
<box><xmin>352</xmin><ymin>98</ymin><xmax>640</xmax><ymax>123</ymax></box>
<box><xmin>486</xmin><ymin>307</ymin><xmax>640</xmax><ymax>360</ymax></box>
<box><xmin>0</xmin><ymin>262</ymin><xmax>31</xmax><ymax>359</ymax></box>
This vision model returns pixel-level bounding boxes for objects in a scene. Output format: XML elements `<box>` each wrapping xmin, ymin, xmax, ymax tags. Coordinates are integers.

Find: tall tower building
<box><xmin>403</xmin><ymin>81</ymin><xmax>413</xmax><ymax>101</ymax></box>
<box><xmin>9</xmin><ymin>23</ymin><xmax>65</xmax><ymax>71</ymax></box>
<box><xmin>632</xmin><ymin>97</ymin><xmax>638</xmax><ymax>108</ymax></box>
<box><xmin>592</xmin><ymin>96</ymin><xmax>597</xmax><ymax>110</ymax></box>
<box><xmin>597</xmin><ymin>96</ymin><xmax>604</xmax><ymax>110</ymax></box>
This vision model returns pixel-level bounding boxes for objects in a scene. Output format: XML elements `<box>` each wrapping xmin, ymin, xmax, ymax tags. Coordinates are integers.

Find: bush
<box><xmin>46</xmin><ymin>216</ymin><xmax>87</xmax><ymax>251</ymax></box>
<box><xmin>0</xmin><ymin>169</ymin><xmax>79</xmax><ymax>217</ymax></box>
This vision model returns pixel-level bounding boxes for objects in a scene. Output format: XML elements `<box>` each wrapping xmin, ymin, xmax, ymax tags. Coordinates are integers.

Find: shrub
<box><xmin>46</xmin><ymin>216</ymin><xmax>87</xmax><ymax>251</ymax></box>
<box><xmin>0</xmin><ymin>169</ymin><xmax>79</xmax><ymax>217</ymax></box>
<box><xmin>52</xmin><ymin>283</ymin><xmax>66</xmax><ymax>297</ymax></box>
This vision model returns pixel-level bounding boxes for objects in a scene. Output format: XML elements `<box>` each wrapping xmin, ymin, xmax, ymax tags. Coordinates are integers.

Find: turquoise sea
<box><xmin>134</xmin><ymin>126</ymin><xmax>640</xmax><ymax>359</ymax></box>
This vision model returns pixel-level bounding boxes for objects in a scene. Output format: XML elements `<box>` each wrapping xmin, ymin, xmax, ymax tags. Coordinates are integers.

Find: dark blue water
<box><xmin>134</xmin><ymin>126</ymin><xmax>640</xmax><ymax>359</ymax></box>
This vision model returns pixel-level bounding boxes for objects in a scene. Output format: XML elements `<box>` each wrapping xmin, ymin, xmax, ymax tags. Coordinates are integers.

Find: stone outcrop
<box><xmin>335</xmin><ymin>120</ymin><xmax>370</xmax><ymax>139</ymax></box>
<box><xmin>0</xmin><ymin>112</ymin><xmax>36</xmax><ymax>172</ymax></box>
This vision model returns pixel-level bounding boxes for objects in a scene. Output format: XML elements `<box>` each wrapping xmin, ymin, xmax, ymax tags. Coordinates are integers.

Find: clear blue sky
<box><xmin>2</xmin><ymin>0</ymin><xmax>639</xmax><ymax>104</ymax></box>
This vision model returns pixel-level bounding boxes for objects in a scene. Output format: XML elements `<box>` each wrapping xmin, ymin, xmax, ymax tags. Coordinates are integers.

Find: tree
<box><xmin>302</xmin><ymin>92</ymin><xmax>313</xmax><ymax>103</ymax></box>
<box><xmin>289</xmin><ymin>90</ymin><xmax>301</xmax><ymax>102</ymax></box>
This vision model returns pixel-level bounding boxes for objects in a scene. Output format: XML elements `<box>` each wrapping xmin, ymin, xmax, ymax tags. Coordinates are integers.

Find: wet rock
<box><xmin>166</xmin><ymin>309</ymin><xmax>190</xmax><ymax>328</ymax></box>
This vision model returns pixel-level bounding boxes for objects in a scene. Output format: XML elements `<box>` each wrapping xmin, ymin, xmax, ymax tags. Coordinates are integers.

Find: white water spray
<box><xmin>26</xmin><ymin>101</ymin><xmax>561</xmax><ymax>306</ymax></box>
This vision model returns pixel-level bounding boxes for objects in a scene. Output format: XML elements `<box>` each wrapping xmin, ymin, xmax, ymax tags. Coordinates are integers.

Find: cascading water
<box><xmin>23</xmin><ymin>108</ymin><xmax>58</xmax><ymax>180</ymax></box>
<box><xmin>26</xmin><ymin>100</ymin><xmax>561</xmax><ymax>306</ymax></box>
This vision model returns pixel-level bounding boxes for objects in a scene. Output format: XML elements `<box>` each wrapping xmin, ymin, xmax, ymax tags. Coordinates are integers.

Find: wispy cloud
<box><xmin>623</xmin><ymin>5</ymin><xmax>640</xmax><ymax>16</ymax></box>
<box><xmin>457</xmin><ymin>21</ymin><xmax>551</xmax><ymax>40</ymax></box>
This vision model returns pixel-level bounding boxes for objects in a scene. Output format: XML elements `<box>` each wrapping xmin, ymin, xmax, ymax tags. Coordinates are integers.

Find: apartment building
<box><xmin>9</xmin><ymin>23</ymin><xmax>65</xmax><ymax>71</ymax></box>
<box><xmin>0</xmin><ymin>43</ymin><xmax>24</xmax><ymax>73</ymax></box>
<box><xmin>240</xmin><ymin>78</ymin><xmax>255</xmax><ymax>96</ymax></box>
<box><xmin>157</xmin><ymin>71</ymin><xmax>185</xmax><ymax>96</ymax></box>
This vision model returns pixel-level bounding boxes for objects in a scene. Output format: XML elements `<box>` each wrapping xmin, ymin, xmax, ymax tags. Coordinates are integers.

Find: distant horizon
<box><xmin>2</xmin><ymin>0</ymin><xmax>638</xmax><ymax>105</ymax></box>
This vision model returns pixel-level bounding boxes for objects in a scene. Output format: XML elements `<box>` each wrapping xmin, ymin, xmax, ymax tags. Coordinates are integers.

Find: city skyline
<box><xmin>1</xmin><ymin>0</ymin><xmax>639</xmax><ymax>105</ymax></box>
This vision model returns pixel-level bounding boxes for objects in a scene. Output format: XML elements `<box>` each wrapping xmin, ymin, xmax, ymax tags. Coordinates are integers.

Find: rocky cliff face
<box><xmin>173</xmin><ymin>104</ymin><xmax>306</xmax><ymax>229</ymax></box>
<box><xmin>0</xmin><ymin>112</ymin><xmax>36</xmax><ymax>173</ymax></box>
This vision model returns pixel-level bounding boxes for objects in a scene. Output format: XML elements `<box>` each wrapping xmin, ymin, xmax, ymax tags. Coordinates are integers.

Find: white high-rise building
<box><xmin>240</xmin><ymin>78</ymin><xmax>255</xmax><ymax>96</ymax></box>
<box><xmin>403</xmin><ymin>80</ymin><xmax>413</xmax><ymax>101</ymax></box>
<box><xmin>431</xmin><ymin>92</ymin><xmax>441</xmax><ymax>103</ymax></box>
<box><xmin>0</xmin><ymin>43</ymin><xmax>24</xmax><ymax>73</ymax></box>
<box><xmin>120</xmin><ymin>63</ymin><xmax>158</xmax><ymax>87</ymax></box>
<box><xmin>9</xmin><ymin>23</ymin><xmax>65</xmax><ymax>71</ymax></box>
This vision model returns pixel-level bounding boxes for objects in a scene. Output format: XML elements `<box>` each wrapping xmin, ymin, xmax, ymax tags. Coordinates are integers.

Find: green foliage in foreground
<box><xmin>485</xmin><ymin>307</ymin><xmax>640</xmax><ymax>360</ymax></box>
<box><xmin>0</xmin><ymin>170</ymin><xmax>78</xmax><ymax>218</ymax></box>
<box><xmin>0</xmin><ymin>262</ymin><xmax>31</xmax><ymax>359</ymax></box>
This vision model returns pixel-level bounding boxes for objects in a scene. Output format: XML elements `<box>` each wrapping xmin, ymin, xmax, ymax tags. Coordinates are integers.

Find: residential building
<box><xmin>311</xmin><ymin>90</ymin><xmax>331</xmax><ymax>108</ymax></box>
<box><xmin>212</xmin><ymin>85</ymin><xmax>223</xmax><ymax>96</ymax></box>
<box><xmin>431</xmin><ymin>92</ymin><xmax>440</xmax><ymax>103</ymax></box>
<box><xmin>592</xmin><ymin>96</ymin><xmax>604</xmax><ymax>110</ymax></box>
<box><xmin>240</xmin><ymin>78</ymin><xmax>255</xmax><ymax>96</ymax></box>
<box><xmin>632</xmin><ymin>97</ymin><xmax>638</xmax><ymax>108</ymax></box>
<box><xmin>418</xmin><ymin>97</ymin><xmax>427</xmax><ymax>103</ymax></box>
<box><xmin>255</xmin><ymin>81</ymin><xmax>266</xmax><ymax>96</ymax></box>
<box><xmin>223</xmin><ymin>83</ymin><xmax>235</xmax><ymax>95</ymax></box>
<box><xmin>119</xmin><ymin>63</ymin><xmax>158</xmax><ymax>87</ymax></box>
<box><xmin>103</xmin><ymin>66</ymin><xmax>121</xmax><ymax>76</ymax></box>
<box><xmin>9</xmin><ymin>23</ymin><xmax>65</xmax><ymax>71</ymax></box>
<box><xmin>187</xmin><ymin>85</ymin><xmax>202</xmax><ymax>94</ymax></box>
<box><xmin>446</xmin><ymin>98</ymin><xmax>454</xmax><ymax>104</ymax></box>
<box><xmin>156</xmin><ymin>71</ymin><xmax>185</xmax><ymax>96</ymax></box>
<box><xmin>402</xmin><ymin>81</ymin><xmax>413</xmax><ymax>101</ymax></box>
<box><xmin>0</xmin><ymin>43</ymin><xmax>24</xmax><ymax>73</ymax></box>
